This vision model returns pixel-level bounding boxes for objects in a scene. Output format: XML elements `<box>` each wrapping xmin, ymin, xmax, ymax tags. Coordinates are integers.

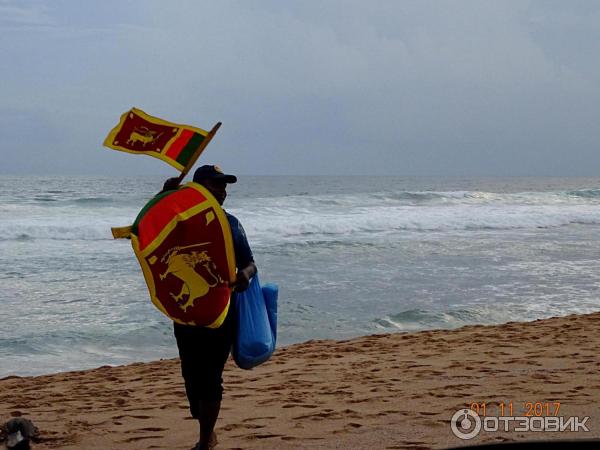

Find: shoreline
<box><xmin>1</xmin><ymin>312</ymin><xmax>598</xmax><ymax>449</ymax></box>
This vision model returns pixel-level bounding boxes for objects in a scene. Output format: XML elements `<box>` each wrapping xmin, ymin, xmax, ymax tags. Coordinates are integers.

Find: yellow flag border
<box><xmin>103</xmin><ymin>107</ymin><xmax>209</xmax><ymax>172</ymax></box>
<box><xmin>132</xmin><ymin>182</ymin><xmax>236</xmax><ymax>327</ymax></box>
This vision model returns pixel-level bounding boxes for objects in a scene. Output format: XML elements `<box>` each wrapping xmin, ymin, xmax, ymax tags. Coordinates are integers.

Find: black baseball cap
<box><xmin>193</xmin><ymin>165</ymin><xmax>237</xmax><ymax>184</ymax></box>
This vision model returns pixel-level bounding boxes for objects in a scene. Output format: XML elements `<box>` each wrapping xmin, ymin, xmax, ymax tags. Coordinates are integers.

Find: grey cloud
<box><xmin>1</xmin><ymin>1</ymin><xmax>599</xmax><ymax>176</ymax></box>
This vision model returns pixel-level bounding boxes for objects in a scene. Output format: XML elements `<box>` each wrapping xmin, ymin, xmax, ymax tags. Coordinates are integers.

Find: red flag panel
<box><xmin>110</xmin><ymin>110</ymin><xmax>179</xmax><ymax>153</ymax></box>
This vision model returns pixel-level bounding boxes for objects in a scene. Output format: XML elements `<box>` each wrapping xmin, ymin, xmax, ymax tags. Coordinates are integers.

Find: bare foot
<box><xmin>191</xmin><ymin>432</ymin><xmax>218</xmax><ymax>450</ymax></box>
<box><xmin>208</xmin><ymin>431</ymin><xmax>218</xmax><ymax>449</ymax></box>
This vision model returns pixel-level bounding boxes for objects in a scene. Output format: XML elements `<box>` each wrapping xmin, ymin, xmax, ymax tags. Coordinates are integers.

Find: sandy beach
<box><xmin>1</xmin><ymin>312</ymin><xmax>598</xmax><ymax>449</ymax></box>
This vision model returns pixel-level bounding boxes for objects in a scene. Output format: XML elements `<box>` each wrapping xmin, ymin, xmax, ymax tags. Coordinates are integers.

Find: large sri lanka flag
<box><xmin>131</xmin><ymin>182</ymin><xmax>237</xmax><ymax>327</ymax></box>
<box><xmin>104</xmin><ymin>108</ymin><xmax>209</xmax><ymax>172</ymax></box>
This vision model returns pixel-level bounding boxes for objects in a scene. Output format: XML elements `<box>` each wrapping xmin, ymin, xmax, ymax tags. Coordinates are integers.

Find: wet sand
<box><xmin>1</xmin><ymin>312</ymin><xmax>598</xmax><ymax>449</ymax></box>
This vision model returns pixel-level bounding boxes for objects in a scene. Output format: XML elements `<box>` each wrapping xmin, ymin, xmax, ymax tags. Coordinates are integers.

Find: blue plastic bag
<box><xmin>232</xmin><ymin>274</ymin><xmax>278</xmax><ymax>369</ymax></box>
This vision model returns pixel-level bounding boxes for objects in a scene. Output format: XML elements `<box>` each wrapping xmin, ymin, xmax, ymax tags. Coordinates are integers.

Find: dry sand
<box><xmin>1</xmin><ymin>313</ymin><xmax>599</xmax><ymax>449</ymax></box>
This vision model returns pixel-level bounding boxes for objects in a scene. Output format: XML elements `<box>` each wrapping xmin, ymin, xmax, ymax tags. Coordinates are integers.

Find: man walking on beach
<box><xmin>163</xmin><ymin>165</ymin><xmax>256</xmax><ymax>450</ymax></box>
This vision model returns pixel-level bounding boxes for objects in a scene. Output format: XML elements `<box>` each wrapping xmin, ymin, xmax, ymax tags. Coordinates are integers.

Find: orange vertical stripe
<box><xmin>165</xmin><ymin>129</ymin><xmax>194</xmax><ymax>159</ymax></box>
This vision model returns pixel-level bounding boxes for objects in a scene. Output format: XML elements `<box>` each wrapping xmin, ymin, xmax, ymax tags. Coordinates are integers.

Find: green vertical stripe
<box><xmin>176</xmin><ymin>133</ymin><xmax>205</xmax><ymax>166</ymax></box>
<box><xmin>132</xmin><ymin>189</ymin><xmax>174</xmax><ymax>235</ymax></box>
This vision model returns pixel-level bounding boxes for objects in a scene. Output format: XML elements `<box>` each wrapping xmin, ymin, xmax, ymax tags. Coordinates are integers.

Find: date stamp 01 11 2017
<box><xmin>450</xmin><ymin>401</ymin><xmax>591</xmax><ymax>440</ymax></box>
<box><xmin>470</xmin><ymin>400</ymin><xmax>562</xmax><ymax>417</ymax></box>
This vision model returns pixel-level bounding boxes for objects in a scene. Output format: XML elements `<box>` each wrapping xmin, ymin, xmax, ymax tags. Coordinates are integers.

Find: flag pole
<box><xmin>176</xmin><ymin>121</ymin><xmax>222</xmax><ymax>183</ymax></box>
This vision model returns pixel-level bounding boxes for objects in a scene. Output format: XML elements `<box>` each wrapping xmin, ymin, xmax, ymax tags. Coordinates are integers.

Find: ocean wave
<box><xmin>2</xmin><ymin>203</ymin><xmax>600</xmax><ymax>242</ymax></box>
<box><xmin>372</xmin><ymin>302</ymin><xmax>600</xmax><ymax>333</ymax></box>
<box><xmin>4</xmin><ymin>186</ymin><xmax>600</xmax><ymax>242</ymax></box>
<box><xmin>242</xmin><ymin>202</ymin><xmax>600</xmax><ymax>245</ymax></box>
<box><xmin>373</xmin><ymin>308</ymin><xmax>501</xmax><ymax>331</ymax></box>
<box><xmin>0</xmin><ymin>220</ymin><xmax>129</xmax><ymax>241</ymax></box>
<box><xmin>370</xmin><ymin>190</ymin><xmax>600</xmax><ymax>206</ymax></box>
<box><xmin>32</xmin><ymin>196</ymin><xmax>58</xmax><ymax>202</ymax></box>
<box><xmin>567</xmin><ymin>189</ymin><xmax>600</xmax><ymax>199</ymax></box>
<box><xmin>0</xmin><ymin>323</ymin><xmax>175</xmax><ymax>378</ymax></box>
<box><xmin>372</xmin><ymin>190</ymin><xmax>471</xmax><ymax>203</ymax></box>
<box><xmin>72</xmin><ymin>197</ymin><xmax>116</xmax><ymax>205</ymax></box>
<box><xmin>233</xmin><ymin>189</ymin><xmax>600</xmax><ymax>212</ymax></box>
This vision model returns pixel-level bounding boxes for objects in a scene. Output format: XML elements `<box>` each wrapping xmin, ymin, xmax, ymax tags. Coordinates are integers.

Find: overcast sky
<box><xmin>1</xmin><ymin>0</ymin><xmax>599</xmax><ymax>176</ymax></box>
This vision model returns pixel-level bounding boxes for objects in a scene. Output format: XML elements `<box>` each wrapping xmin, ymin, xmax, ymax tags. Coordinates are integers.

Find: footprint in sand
<box><xmin>123</xmin><ymin>435</ymin><xmax>163</xmax><ymax>442</ymax></box>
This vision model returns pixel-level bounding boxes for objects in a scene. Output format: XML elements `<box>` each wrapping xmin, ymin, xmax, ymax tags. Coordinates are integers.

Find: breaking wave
<box><xmin>3</xmin><ymin>188</ymin><xmax>600</xmax><ymax>242</ymax></box>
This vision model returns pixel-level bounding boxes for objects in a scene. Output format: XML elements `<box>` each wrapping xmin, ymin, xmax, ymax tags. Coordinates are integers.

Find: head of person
<box><xmin>193</xmin><ymin>164</ymin><xmax>237</xmax><ymax>205</ymax></box>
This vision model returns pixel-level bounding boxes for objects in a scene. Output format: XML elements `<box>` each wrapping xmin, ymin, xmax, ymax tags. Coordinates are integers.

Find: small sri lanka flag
<box><xmin>103</xmin><ymin>108</ymin><xmax>209</xmax><ymax>172</ymax></box>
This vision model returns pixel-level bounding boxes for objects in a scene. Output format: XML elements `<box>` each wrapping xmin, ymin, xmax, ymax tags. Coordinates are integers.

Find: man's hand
<box><xmin>233</xmin><ymin>263</ymin><xmax>257</xmax><ymax>292</ymax></box>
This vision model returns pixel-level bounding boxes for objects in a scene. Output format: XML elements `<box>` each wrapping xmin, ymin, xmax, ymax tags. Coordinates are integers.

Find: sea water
<box><xmin>1</xmin><ymin>175</ymin><xmax>599</xmax><ymax>377</ymax></box>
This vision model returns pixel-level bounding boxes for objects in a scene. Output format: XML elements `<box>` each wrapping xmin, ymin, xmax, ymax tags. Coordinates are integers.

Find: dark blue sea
<box><xmin>1</xmin><ymin>175</ymin><xmax>600</xmax><ymax>377</ymax></box>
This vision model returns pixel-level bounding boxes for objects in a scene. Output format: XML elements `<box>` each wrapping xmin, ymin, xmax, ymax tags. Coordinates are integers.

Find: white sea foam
<box><xmin>234</xmin><ymin>191</ymin><xmax>600</xmax><ymax>245</ymax></box>
<box><xmin>3</xmin><ymin>189</ymin><xmax>600</xmax><ymax>242</ymax></box>
<box><xmin>0</xmin><ymin>214</ymin><xmax>136</xmax><ymax>241</ymax></box>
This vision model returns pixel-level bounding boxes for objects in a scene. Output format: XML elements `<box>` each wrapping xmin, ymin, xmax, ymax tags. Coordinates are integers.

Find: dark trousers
<box><xmin>173</xmin><ymin>306</ymin><xmax>235</xmax><ymax>418</ymax></box>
